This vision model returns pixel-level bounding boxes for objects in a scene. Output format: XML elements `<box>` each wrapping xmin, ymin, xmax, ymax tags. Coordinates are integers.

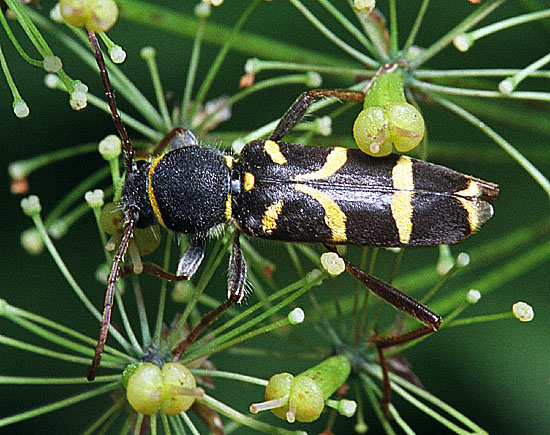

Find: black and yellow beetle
<box><xmin>85</xmin><ymin>31</ymin><xmax>498</xmax><ymax>382</ymax></box>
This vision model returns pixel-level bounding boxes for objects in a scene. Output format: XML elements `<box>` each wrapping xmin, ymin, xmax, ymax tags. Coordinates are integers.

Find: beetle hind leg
<box><xmin>121</xmin><ymin>236</ymin><xmax>206</xmax><ymax>281</ymax></box>
<box><xmin>331</xmin><ymin>250</ymin><xmax>440</xmax><ymax>417</ymax></box>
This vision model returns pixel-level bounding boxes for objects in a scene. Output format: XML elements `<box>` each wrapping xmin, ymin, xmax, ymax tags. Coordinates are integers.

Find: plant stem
<box><xmin>0</xmin><ymin>382</ymin><xmax>119</xmax><ymax>428</ymax></box>
<box><xmin>181</xmin><ymin>16</ymin><xmax>205</xmax><ymax>122</ymax></box>
<box><xmin>404</xmin><ymin>0</ymin><xmax>430</xmax><ymax>50</ymax></box>
<box><xmin>116</xmin><ymin>0</ymin><xmax>355</xmax><ymax>68</ymax></box>
<box><xmin>289</xmin><ymin>0</ymin><xmax>378</xmax><ymax>68</ymax></box>
<box><xmin>198</xmin><ymin>394</ymin><xmax>300</xmax><ymax>435</ymax></box>
<box><xmin>190</xmin><ymin>369</ymin><xmax>268</xmax><ymax>386</ymax></box>
<box><xmin>188</xmin><ymin>0</ymin><xmax>261</xmax><ymax>122</ymax></box>
<box><xmin>468</xmin><ymin>7</ymin><xmax>550</xmax><ymax>42</ymax></box>
<box><xmin>410</xmin><ymin>0</ymin><xmax>506</xmax><ymax>69</ymax></box>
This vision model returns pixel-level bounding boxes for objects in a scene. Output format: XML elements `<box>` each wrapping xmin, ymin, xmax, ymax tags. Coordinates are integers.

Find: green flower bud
<box><xmin>124</xmin><ymin>362</ymin><xmax>198</xmax><ymax>415</ymax></box>
<box><xmin>251</xmin><ymin>355</ymin><xmax>351</xmax><ymax>423</ymax></box>
<box><xmin>354</xmin><ymin>67</ymin><xmax>424</xmax><ymax>157</ymax></box>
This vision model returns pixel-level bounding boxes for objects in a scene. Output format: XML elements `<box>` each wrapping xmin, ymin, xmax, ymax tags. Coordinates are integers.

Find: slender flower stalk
<box><xmin>2</xmin><ymin>1</ymin><xmax>549</xmax><ymax>433</ymax></box>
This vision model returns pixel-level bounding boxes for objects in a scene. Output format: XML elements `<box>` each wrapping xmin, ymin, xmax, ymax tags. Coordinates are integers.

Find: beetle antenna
<box><xmin>88</xmin><ymin>214</ymin><xmax>136</xmax><ymax>381</ymax></box>
<box><xmin>86</xmin><ymin>29</ymin><xmax>134</xmax><ymax>174</ymax></box>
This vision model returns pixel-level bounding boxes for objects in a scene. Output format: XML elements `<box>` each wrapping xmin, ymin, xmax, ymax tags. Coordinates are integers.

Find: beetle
<box><xmin>85</xmin><ymin>30</ymin><xmax>498</xmax><ymax>391</ymax></box>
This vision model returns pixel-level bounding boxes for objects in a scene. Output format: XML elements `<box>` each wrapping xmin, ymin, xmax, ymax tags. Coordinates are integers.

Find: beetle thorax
<box><xmin>147</xmin><ymin>146</ymin><xmax>231</xmax><ymax>234</ymax></box>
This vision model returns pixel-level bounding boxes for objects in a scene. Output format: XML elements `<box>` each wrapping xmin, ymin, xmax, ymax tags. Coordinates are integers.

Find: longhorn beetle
<box><xmin>85</xmin><ymin>30</ymin><xmax>498</xmax><ymax>406</ymax></box>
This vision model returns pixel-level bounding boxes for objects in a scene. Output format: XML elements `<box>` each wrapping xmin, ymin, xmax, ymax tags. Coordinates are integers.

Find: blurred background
<box><xmin>1</xmin><ymin>1</ymin><xmax>549</xmax><ymax>433</ymax></box>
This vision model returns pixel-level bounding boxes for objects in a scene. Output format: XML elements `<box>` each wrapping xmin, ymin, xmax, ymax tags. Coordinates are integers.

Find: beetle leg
<box><xmin>328</xmin><ymin>249</ymin><xmax>440</xmax><ymax>417</ymax></box>
<box><xmin>119</xmin><ymin>236</ymin><xmax>205</xmax><ymax>281</ymax></box>
<box><xmin>151</xmin><ymin>127</ymin><xmax>199</xmax><ymax>156</ymax></box>
<box><xmin>88</xmin><ymin>213</ymin><xmax>136</xmax><ymax>381</ymax></box>
<box><xmin>172</xmin><ymin>297</ymin><xmax>236</xmax><ymax>361</ymax></box>
<box><xmin>343</xmin><ymin>259</ymin><xmax>441</xmax><ymax>330</ymax></box>
<box><xmin>269</xmin><ymin>89</ymin><xmax>365</xmax><ymax>141</ymax></box>
<box><xmin>176</xmin><ymin>236</ymin><xmax>206</xmax><ymax>279</ymax></box>
<box><xmin>372</xmin><ymin>325</ymin><xmax>436</xmax><ymax>418</ymax></box>
<box><xmin>227</xmin><ymin>232</ymin><xmax>247</xmax><ymax>302</ymax></box>
<box><xmin>87</xmin><ymin>29</ymin><xmax>134</xmax><ymax>174</ymax></box>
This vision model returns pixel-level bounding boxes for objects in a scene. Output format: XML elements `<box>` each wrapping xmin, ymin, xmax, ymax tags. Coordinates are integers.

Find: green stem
<box><xmin>190</xmin><ymin>369</ymin><xmax>268</xmax><ymax>386</ymax></box>
<box><xmin>434</xmin><ymin>239</ymin><xmax>550</xmax><ymax>312</ymax></box>
<box><xmin>29</xmin><ymin>213</ymin><xmax>131</xmax><ymax>352</ymax></box>
<box><xmin>410</xmin><ymin>0</ymin><xmax>506</xmax><ymax>68</ymax></box>
<box><xmin>0</xmin><ymin>300</ymin><xmax>130</xmax><ymax>361</ymax></box>
<box><xmin>188</xmin><ymin>1</ymin><xmax>261</xmax><ymax>122</ymax></box>
<box><xmin>6</xmin><ymin>0</ymin><xmax>74</xmax><ymax>92</ymax></box>
<box><xmin>141</xmin><ymin>48</ymin><xmax>172</xmax><ymax>131</ymax></box>
<box><xmin>0</xmin><ymin>9</ymin><xmax>42</xmax><ymax>67</ymax></box>
<box><xmin>28</xmin><ymin>10</ymin><xmax>164</xmax><ymax>130</ymax></box>
<box><xmin>131</xmin><ymin>275</ymin><xmax>152</xmax><ymax>350</ymax></box>
<box><xmin>404</xmin><ymin>0</ymin><xmax>430</xmax><ymax>50</ymax></box>
<box><xmin>246</xmin><ymin>58</ymin><xmax>370</xmax><ymax>79</ymax></box>
<box><xmin>85</xmin><ymin>93</ymin><xmax>162</xmax><ymax>141</ymax></box>
<box><xmin>0</xmin><ymin>334</ymin><xmax>122</xmax><ymax>369</ymax></box>
<box><xmin>196</xmin><ymin>73</ymin><xmax>320</xmax><ymax>134</ymax></box>
<box><xmin>116</xmin><ymin>0</ymin><xmax>354</xmax><ymax>68</ymax></box>
<box><xmin>416</xmin><ymin>68</ymin><xmax>550</xmax><ymax>79</ymax></box>
<box><xmin>318</xmin><ymin>0</ymin><xmax>376</xmax><ymax>56</ymax></box>
<box><xmin>181</xmin><ymin>16</ymin><xmax>205</xmax><ymax>122</ymax></box>
<box><xmin>468</xmin><ymin>7</ymin><xmax>550</xmax><ymax>42</ymax></box>
<box><xmin>413</xmin><ymin>79</ymin><xmax>550</xmax><ymax>102</ymax></box>
<box><xmin>500</xmin><ymin>51</ymin><xmax>550</xmax><ymax>93</ymax></box>
<box><xmin>359</xmin><ymin>373</ymin><xmax>396</xmax><ymax>434</ymax></box>
<box><xmin>190</xmin><ymin>316</ymin><xmax>295</xmax><ymax>362</ymax></box>
<box><xmin>0</xmin><ymin>40</ymin><xmax>26</xmax><ymax>111</ymax></box>
<box><xmin>167</xmin><ymin>231</ymin><xmax>235</xmax><ymax>350</ymax></box>
<box><xmin>389</xmin><ymin>370</ymin><xmax>487</xmax><ymax>434</ymax></box>
<box><xmin>444</xmin><ymin>95</ymin><xmax>550</xmax><ymax>138</ymax></box>
<box><xmin>0</xmin><ymin>375</ymin><xmax>120</xmax><ymax>384</ymax></box>
<box><xmin>389</xmin><ymin>0</ymin><xmax>398</xmax><ymax>55</ymax></box>
<box><xmin>180</xmin><ymin>412</ymin><xmax>200</xmax><ymax>435</ymax></box>
<box><xmin>289</xmin><ymin>0</ymin><xmax>378</xmax><ymax>68</ymax></box>
<box><xmin>5</xmin><ymin>311</ymin><xmax>116</xmax><ymax>362</ymax></box>
<box><xmin>0</xmin><ymin>382</ymin><xmax>119</xmax><ymax>428</ymax></box>
<box><xmin>185</xmin><ymin>271</ymin><xmax>326</xmax><ymax>361</ymax></box>
<box><xmin>114</xmin><ymin>288</ymin><xmax>143</xmax><ymax>358</ymax></box>
<box><xmin>198</xmin><ymin>394</ymin><xmax>300</xmax><ymax>435</ymax></box>
<box><xmin>446</xmin><ymin>311</ymin><xmax>513</xmax><ymax>327</ymax></box>
<box><xmin>9</xmin><ymin>143</ymin><xmax>97</xmax><ymax>179</ymax></box>
<box><xmin>153</xmin><ymin>234</ymin><xmax>172</xmax><ymax>345</ymax></box>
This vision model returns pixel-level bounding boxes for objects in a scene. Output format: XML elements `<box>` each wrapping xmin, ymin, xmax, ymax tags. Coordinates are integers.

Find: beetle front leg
<box><xmin>228</xmin><ymin>232</ymin><xmax>247</xmax><ymax>302</ymax></box>
<box><xmin>121</xmin><ymin>236</ymin><xmax>205</xmax><ymax>281</ymax></box>
<box><xmin>176</xmin><ymin>236</ymin><xmax>206</xmax><ymax>279</ymax></box>
<box><xmin>269</xmin><ymin>89</ymin><xmax>365</xmax><ymax>141</ymax></box>
<box><xmin>152</xmin><ymin>127</ymin><xmax>199</xmax><ymax>156</ymax></box>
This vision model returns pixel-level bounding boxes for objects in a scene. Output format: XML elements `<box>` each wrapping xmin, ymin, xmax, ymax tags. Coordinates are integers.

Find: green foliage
<box><xmin>1</xmin><ymin>1</ymin><xmax>549</xmax><ymax>434</ymax></box>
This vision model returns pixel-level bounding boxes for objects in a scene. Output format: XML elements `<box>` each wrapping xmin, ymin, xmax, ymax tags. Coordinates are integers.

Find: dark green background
<box><xmin>1</xmin><ymin>1</ymin><xmax>549</xmax><ymax>433</ymax></box>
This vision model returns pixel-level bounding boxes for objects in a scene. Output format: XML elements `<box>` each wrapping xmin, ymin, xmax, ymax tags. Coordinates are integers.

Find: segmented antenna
<box><xmin>88</xmin><ymin>216</ymin><xmax>136</xmax><ymax>381</ymax></box>
<box><xmin>86</xmin><ymin>29</ymin><xmax>134</xmax><ymax>174</ymax></box>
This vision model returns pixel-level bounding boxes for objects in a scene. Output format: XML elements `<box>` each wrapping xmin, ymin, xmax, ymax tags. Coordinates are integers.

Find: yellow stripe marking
<box><xmin>244</xmin><ymin>172</ymin><xmax>255</xmax><ymax>191</ymax></box>
<box><xmin>148</xmin><ymin>155</ymin><xmax>167</xmax><ymax>227</ymax></box>
<box><xmin>264</xmin><ymin>140</ymin><xmax>287</xmax><ymax>164</ymax></box>
<box><xmin>261</xmin><ymin>200</ymin><xmax>284</xmax><ymax>234</ymax></box>
<box><xmin>295</xmin><ymin>147</ymin><xmax>348</xmax><ymax>181</ymax></box>
<box><xmin>455</xmin><ymin>181</ymin><xmax>481</xmax><ymax>231</ymax></box>
<box><xmin>224</xmin><ymin>155</ymin><xmax>234</xmax><ymax>169</ymax></box>
<box><xmin>225</xmin><ymin>193</ymin><xmax>232</xmax><ymax>222</ymax></box>
<box><xmin>391</xmin><ymin>155</ymin><xmax>414</xmax><ymax>244</ymax></box>
<box><xmin>294</xmin><ymin>184</ymin><xmax>347</xmax><ymax>242</ymax></box>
